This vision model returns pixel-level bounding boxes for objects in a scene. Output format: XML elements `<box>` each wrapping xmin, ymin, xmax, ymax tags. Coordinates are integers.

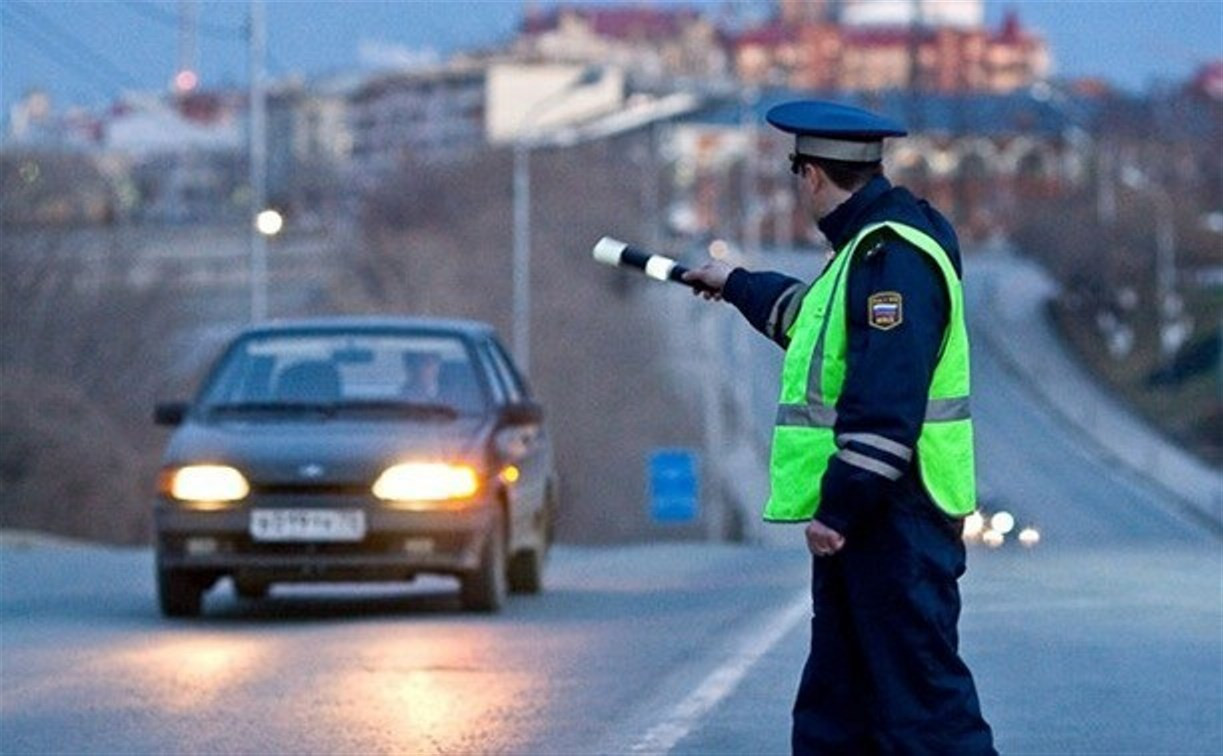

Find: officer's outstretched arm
<box><xmin>684</xmin><ymin>263</ymin><xmax>807</xmax><ymax>349</ymax></box>
<box><xmin>719</xmin><ymin>268</ymin><xmax>807</xmax><ymax>348</ymax></box>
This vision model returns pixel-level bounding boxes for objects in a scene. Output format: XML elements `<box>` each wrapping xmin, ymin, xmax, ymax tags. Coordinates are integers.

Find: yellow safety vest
<box><xmin>764</xmin><ymin>221</ymin><xmax>976</xmax><ymax>522</ymax></box>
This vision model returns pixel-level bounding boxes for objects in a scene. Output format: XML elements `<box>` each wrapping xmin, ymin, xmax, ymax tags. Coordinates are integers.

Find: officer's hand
<box><xmin>805</xmin><ymin>519</ymin><xmax>846</xmax><ymax>557</ymax></box>
<box><xmin>682</xmin><ymin>261</ymin><xmax>734</xmax><ymax>301</ymax></box>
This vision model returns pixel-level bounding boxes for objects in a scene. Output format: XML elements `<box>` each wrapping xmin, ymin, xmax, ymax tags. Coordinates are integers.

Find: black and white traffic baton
<box><xmin>591</xmin><ymin>237</ymin><xmax>712</xmax><ymax>292</ymax></box>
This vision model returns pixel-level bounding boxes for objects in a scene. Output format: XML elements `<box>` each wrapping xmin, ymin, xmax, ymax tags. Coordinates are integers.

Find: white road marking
<box><xmin>629</xmin><ymin>590</ymin><xmax>811</xmax><ymax>754</ymax></box>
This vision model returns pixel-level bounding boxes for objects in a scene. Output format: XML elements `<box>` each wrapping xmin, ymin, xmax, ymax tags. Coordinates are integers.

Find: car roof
<box><xmin>238</xmin><ymin>316</ymin><xmax>498</xmax><ymax>340</ymax></box>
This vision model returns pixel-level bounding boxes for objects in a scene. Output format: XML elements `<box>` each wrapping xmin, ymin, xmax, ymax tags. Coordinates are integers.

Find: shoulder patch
<box><xmin>867</xmin><ymin>291</ymin><xmax>903</xmax><ymax>330</ymax></box>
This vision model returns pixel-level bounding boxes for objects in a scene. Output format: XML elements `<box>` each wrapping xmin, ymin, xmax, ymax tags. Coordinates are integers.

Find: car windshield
<box><xmin>198</xmin><ymin>332</ymin><xmax>487</xmax><ymax>417</ymax></box>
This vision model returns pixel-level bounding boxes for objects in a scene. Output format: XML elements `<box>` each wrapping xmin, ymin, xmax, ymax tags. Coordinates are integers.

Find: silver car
<box><xmin>153</xmin><ymin>317</ymin><xmax>557</xmax><ymax>616</ymax></box>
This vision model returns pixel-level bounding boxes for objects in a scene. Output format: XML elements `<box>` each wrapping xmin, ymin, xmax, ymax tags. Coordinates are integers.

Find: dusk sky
<box><xmin>2</xmin><ymin>0</ymin><xmax>1221</xmax><ymax>117</ymax></box>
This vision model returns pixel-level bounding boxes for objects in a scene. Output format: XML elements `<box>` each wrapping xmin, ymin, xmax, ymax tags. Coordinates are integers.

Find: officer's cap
<box><xmin>766</xmin><ymin>100</ymin><xmax>907</xmax><ymax>163</ymax></box>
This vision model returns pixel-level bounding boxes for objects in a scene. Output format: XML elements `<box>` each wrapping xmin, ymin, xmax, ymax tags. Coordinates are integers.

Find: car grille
<box><xmin>250</xmin><ymin>483</ymin><xmax>371</xmax><ymax>496</ymax></box>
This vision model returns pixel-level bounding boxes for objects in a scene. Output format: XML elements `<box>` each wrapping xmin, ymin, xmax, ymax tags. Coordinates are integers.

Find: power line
<box><xmin>1</xmin><ymin>4</ymin><xmax>138</xmax><ymax>95</ymax></box>
<box><xmin>116</xmin><ymin>0</ymin><xmax>247</xmax><ymax>41</ymax></box>
<box><xmin>115</xmin><ymin>0</ymin><xmax>290</xmax><ymax>76</ymax></box>
<box><xmin>7</xmin><ymin>1</ymin><xmax>144</xmax><ymax>91</ymax></box>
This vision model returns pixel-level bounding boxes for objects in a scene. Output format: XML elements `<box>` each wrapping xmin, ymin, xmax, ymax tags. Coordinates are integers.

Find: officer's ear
<box><xmin>801</xmin><ymin>161</ymin><xmax>825</xmax><ymax>193</ymax></box>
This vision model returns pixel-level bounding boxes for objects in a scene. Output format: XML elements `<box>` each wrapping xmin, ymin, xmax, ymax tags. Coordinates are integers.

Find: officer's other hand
<box><xmin>682</xmin><ymin>261</ymin><xmax>733</xmax><ymax>301</ymax></box>
<box><xmin>806</xmin><ymin>519</ymin><xmax>845</xmax><ymax>557</ymax></box>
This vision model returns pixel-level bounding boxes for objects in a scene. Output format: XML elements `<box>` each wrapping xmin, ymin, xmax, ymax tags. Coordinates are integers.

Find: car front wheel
<box><xmin>157</xmin><ymin>568</ymin><xmax>204</xmax><ymax>618</ymax></box>
<box><xmin>460</xmin><ymin>509</ymin><xmax>507</xmax><ymax>612</ymax></box>
<box><xmin>509</xmin><ymin>487</ymin><xmax>553</xmax><ymax>594</ymax></box>
<box><xmin>508</xmin><ymin>548</ymin><xmax>543</xmax><ymax>594</ymax></box>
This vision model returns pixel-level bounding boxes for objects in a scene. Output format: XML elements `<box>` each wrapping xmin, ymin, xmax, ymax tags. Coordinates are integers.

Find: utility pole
<box><xmin>906</xmin><ymin>0</ymin><xmax>924</xmax><ymax>130</ymax></box>
<box><xmin>740</xmin><ymin>86</ymin><xmax>760</xmax><ymax>256</ymax></box>
<box><xmin>512</xmin><ymin>137</ymin><xmax>531</xmax><ymax>371</ymax></box>
<box><xmin>1122</xmin><ymin>166</ymin><xmax>1183</xmax><ymax>367</ymax></box>
<box><xmin>176</xmin><ymin>0</ymin><xmax>198</xmax><ymax>93</ymax></box>
<box><xmin>1097</xmin><ymin>145</ymin><xmax>1116</xmax><ymax>226</ymax></box>
<box><xmin>645</xmin><ymin>121</ymin><xmax>662</xmax><ymax>251</ymax></box>
<box><xmin>248</xmin><ymin>0</ymin><xmax>268</xmax><ymax>322</ymax></box>
<box><xmin>511</xmin><ymin>66</ymin><xmax>602</xmax><ymax>374</ymax></box>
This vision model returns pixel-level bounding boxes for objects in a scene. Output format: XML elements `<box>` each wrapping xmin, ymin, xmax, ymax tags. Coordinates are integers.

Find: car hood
<box><xmin>162</xmin><ymin>416</ymin><xmax>492</xmax><ymax>485</ymax></box>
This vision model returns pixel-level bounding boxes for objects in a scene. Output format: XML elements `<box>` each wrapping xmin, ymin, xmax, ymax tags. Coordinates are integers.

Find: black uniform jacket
<box><xmin>722</xmin><ymin>176</ymin><xmax>963</xmax><ymax>535</ymax></box>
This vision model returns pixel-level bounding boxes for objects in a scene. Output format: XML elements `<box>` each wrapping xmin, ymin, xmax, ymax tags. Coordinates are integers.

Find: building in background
<box><xmin>345</xmin><ymin>62</ymin><xmax>486</xmax><ymax>183</ymax></box>
<box><xmin>8</xmin><ymin>0</ymin><xmax>1216</xmax><ymax>240</ymax></box>
<box><xmin>515</xmin><ymin>4</ymin><xmax>728</xmax><ymax>86</ymax></box>
<box><xmin>838</xmin><ymin>0</ymin><xmax>984</xmax><ymax>29</ymax></box>
<box><xmin>1188</xmin><ymin>61</ymin><xmax>1223</xmax><ymax>101</ymax></box>
<box><xmin>666</xmin><ymin>89</ymin><xmax>1095</xmax><ymax>245</ymax></box>
<box><xmin>512</xmin><ymin>1</ymin><xmax>1046</xmax><ymax>95</ymax></box>
<box><xmin>267</xmin><ymin>75</ymin><xmax>357</xmax><ymax>223</ymax></box>
<box><xmin>107</xmin><ymin>91</ymin><xmax>246</xmax><ymax>224</ymax></box>
<box><xmin>732</xmin><ymin>5</ymin><xmax>1049</xmax><ymax>93</ymax></box>
<box><xmin>485</xmin><ymin>62</ymin><xmax>625</xmax><ymax>144</ymax></box>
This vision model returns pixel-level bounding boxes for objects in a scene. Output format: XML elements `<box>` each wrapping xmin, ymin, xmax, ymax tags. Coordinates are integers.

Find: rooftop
<box><xmin>522</xmin><ymin>5</ymin><xmax>704</xmax><ymax>41</ymax></box>
<box><xmin>689</xmin><ymin>89</ymin><xmax>1099</xmax><ymax>137</ymax></box>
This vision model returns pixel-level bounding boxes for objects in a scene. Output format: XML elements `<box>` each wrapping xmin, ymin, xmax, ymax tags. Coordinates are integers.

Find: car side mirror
<box><xmin>154</xmin><ymin>401</ymin><xmax>190</xmax><ymax>426</ymax></box>
<box><xmin>500</xmin><ymin>400</ymin><xmax>543</xmax><ymax>426</ymax></box>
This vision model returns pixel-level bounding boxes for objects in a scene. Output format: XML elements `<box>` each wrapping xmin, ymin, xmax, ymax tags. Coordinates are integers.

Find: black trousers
<box><xmin>792</xmin><ymin>503</ymin><xmax>996</xmax><ymax>755</ymax></box>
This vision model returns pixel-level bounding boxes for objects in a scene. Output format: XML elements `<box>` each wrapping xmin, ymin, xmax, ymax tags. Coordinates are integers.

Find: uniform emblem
<box><xmin>868</xmin><ymin>291</ymin><xmax>903</xmax><ymax>330</ymax></box>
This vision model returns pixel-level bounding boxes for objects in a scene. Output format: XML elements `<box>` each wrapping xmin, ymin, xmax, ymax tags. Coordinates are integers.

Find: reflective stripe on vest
<box><xmin>763</xmin><ymin>221</ymin><xmax>976</xmax><ymax>522</ymax></box>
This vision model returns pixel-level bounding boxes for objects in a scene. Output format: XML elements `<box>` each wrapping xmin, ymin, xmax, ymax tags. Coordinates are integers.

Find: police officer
<box><xmin>684</xmin><ymin>100</ymin><xmax>996</xmax><ymax>755</ymax></box>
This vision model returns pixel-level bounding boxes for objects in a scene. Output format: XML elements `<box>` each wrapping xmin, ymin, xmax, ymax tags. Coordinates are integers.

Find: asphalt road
<box><xmin>0</xmin><ymin>542</ymin><xmax>813</xmax><ymax>755</ymax></box>
<box><xmin>2</xmin><ymin>251</ymin><xmax>1220</xmax><ymax>754</ymax></box>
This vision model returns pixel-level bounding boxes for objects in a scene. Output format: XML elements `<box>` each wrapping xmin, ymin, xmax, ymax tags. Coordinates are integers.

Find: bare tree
<box><xmin>1</xmin><ymin>231</ymin><xmax>190</xmax><ymax>543</ymax></box>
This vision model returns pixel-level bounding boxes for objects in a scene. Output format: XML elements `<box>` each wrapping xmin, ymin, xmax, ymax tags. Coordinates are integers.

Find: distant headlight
<box><xmin>373</xmin><ymin>462</ymin><xmax>480</xmax><ymax>506</ymax></box>
<box><xmin>163</xmin><ymin>465</ymin><xmax>250</xmax><ymax>503</ymax></box>
<box><xmin>989</xmin><ymin>511</ymin><xmax>1016</xmax><ymax>535</ymax></box>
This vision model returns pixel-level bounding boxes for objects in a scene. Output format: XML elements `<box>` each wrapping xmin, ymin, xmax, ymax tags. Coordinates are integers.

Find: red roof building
<box><xmin>1189</xmin><ymin>60</ymin><xmax>1223</xmax><ymax>100</ymax></box>
<box><xmin>732</xmin><ymin>8</ymin><xmax>1050</xmax><ymax>93</ymax></box>
<box><xmin>516</xmin><ymin>2</ymin><xmax>1049</xmax><ymax>95</ymax></box>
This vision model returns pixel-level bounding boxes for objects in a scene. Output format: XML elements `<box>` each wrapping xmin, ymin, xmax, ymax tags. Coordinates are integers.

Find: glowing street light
<box><xmin>255</xmin><ymin>209</ymin><xmax>283</xmax><ymax>237</ymax></box>
<box><xmin>174</xmin><ymin>69</ymin><xmax>199</xmax><ymax>94</ymax></box>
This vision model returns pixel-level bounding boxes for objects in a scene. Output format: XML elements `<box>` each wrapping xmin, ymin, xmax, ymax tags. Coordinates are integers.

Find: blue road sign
<box><xmin>649</xmin><ymin>449</ymin><xmax>698</xmax><ymax>524</ymax></box>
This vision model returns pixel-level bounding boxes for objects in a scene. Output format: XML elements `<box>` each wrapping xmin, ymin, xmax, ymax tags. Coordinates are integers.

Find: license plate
<box><xmin>250</xmin><ymin>509</ymin><xmax>367</xmax><ymax>542</ymax></box>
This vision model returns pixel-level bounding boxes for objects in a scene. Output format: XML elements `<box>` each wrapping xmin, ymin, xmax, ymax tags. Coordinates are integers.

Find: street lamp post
<box><xmin>510</xmin><ymin>67</ymin><xmax>602</xmax><ymax>375</ymax></box>
<box><xmin>1122</xmin><ymin>166</ymin><xmax>1186</xmax><ymax>365</ymax></box>
<box><xmin>248</xmin><ymin>0</ymin><xmax>268</xmax><ymax>322</ymax></box>
<box><xmin>512</xmin><ymin>137</ymin><xmax>532</xmax><ymax>374</ymax></box>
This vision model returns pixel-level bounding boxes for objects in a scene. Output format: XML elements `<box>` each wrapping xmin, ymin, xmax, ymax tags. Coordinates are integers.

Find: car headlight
<box><xmin>373</xmin><ymin>462</ymin><xmax>480</xmax><ymax>506</ymax></box>
<box><xmin>162</xmin><ymin>464</ymin><xmax>250</xmax><ymax>504</ymax></box>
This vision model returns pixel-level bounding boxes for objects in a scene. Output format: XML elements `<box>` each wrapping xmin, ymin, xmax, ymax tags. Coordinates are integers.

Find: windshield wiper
<box><xmin>330</xmin><ymin>400</ymin><xmax>460</xmax><ymax>420</ymax></box>
<box><xmin>207</xmin><ymin>401</ymin><xmax>335</xmax><ymax>417</ymax></box>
